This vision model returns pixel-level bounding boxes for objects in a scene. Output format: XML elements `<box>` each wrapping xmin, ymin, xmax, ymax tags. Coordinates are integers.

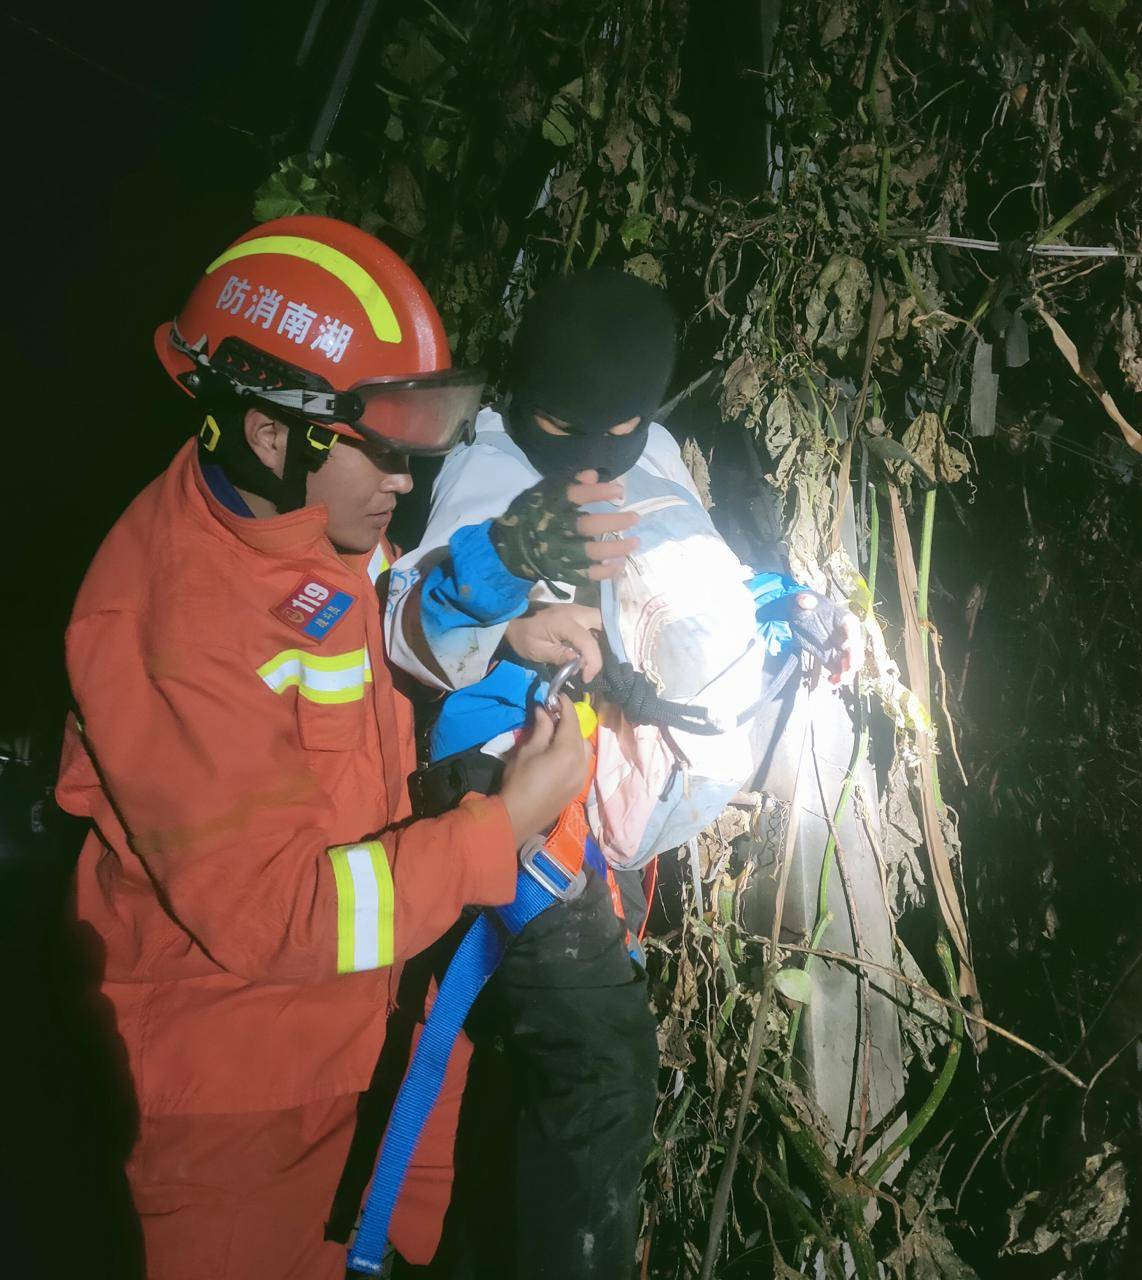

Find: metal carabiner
<box><xmin>544</xmin><ymin>655</ymin><xmax>583</xmax><ymax>716</ymax></box>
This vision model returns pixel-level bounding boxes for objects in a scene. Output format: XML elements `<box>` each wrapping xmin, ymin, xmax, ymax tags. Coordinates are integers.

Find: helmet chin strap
<box><xmin>198</xmin><ymin>404</ymin><xmax>338</xmax><ymax>514</ymax></box>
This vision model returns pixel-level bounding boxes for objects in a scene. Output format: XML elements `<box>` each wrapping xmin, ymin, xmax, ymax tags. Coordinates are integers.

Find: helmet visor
<box><xmin>348</xmin><ymin>369</ymin><xmax>485</xmax><ymax>456</ymax></box>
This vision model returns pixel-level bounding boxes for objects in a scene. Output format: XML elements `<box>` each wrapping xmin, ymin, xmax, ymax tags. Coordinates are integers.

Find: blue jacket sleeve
<box><xmin>419</xmin><ymin>520</ymin><xmax>533</xmax><ymax>641</ymax></box>
<box><xmin>748</xmin><ymin>571</ymin><xmax>809</xmax><ymax>656</ymax></box>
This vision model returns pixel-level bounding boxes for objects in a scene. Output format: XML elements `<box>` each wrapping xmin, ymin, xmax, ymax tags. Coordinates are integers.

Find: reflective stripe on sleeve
<box><xmin>256</xmin><ymin>647</ymin><xmax>373</xmax><ymax>704</ymax></box>
<box><xmin>328</xmin><ymin>841</ymin><xmax>395</xmax><ymax>973</ymax></box>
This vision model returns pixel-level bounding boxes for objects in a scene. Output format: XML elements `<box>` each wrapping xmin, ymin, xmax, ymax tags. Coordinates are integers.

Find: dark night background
<box><xmin>3</xmin><ymin>3</ymin><xmax>394</xmax><ymax>1270</ymax></box>
<box><xmin>8</xmin><ymin>2</ymin><xmax>346</xmax><ymax>738</ymax></box>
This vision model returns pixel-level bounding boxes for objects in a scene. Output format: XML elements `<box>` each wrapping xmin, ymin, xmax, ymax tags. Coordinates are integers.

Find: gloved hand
<box><xmin>785</xmin><ymin>591</ymin><xmax>847</xmax><ymax>662</ymax></box>
<box><xmin>489</xmin><ymin>470</ymin><xmax>639</xmax><ymax>587</ymax></box>
<box><xmin>748</xmin><ymin>573</ymin><xmax>863</xmax><ymax>688</ymax></box>
<box><xmin>787</xmin><ymin>591</ymin><xmax>863</xmax><ymax>686</ymax></box>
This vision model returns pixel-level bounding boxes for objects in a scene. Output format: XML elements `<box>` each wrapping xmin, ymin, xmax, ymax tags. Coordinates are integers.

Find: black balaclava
<box><xmin>506</xmin><ymin>269</ymin><xmax>676</xmax><ymax>478</ymax></box>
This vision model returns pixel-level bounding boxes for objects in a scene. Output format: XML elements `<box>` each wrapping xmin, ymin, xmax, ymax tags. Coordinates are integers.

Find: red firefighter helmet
<box><xmin>155</xmin><ymin>215</ymin><xmax>482</xmax><ymax>455</ymax></box>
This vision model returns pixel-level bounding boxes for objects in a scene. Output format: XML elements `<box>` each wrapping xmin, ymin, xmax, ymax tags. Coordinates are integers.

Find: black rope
<box><xmin>586</xmin><ymin>654</ymin><xmax>719</xmax><ymax>735</ymax></box>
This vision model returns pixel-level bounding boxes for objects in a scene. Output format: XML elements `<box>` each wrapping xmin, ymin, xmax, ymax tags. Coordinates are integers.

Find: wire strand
<box><xmin>7</xmin><ymin>13</ymin><xmax>263</xmax><ymax>143</ymax></box>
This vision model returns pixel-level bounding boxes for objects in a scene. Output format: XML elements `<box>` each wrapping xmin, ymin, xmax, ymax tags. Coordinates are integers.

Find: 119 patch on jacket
<box><xmin>273</xmin><ymin>578</ymin><xmax>356</xmax><ymax>641</ymax></box>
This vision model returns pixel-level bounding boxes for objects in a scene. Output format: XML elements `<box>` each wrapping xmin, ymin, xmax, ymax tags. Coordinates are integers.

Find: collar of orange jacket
<box><xmin>181</xmin><ymin>440</ymin><xmax>374</xmax><ymax>571</ymax></box>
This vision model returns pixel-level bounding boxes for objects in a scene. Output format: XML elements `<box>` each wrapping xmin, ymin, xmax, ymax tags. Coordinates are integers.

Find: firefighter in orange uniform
<box><xmin>56</xmin><ymin>215</ymin><xmax>590</xmax><ymax>1280</ymax></box>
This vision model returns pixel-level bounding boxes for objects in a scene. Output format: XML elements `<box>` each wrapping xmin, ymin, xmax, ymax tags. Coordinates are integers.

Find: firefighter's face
<box><xmin>242</xmin><ymin>410</ymin><xmax>412</xmax><ymax>553</ymax></box>
<box><xmin>305</xmin><ymin>434</ymin><xmax>413</xmax><ymax>554</ymax></box>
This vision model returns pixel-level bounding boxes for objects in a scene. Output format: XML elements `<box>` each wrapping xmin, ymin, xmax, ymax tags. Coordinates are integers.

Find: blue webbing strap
<box><xmin>347</xmin><ymin>862</ymin><xmax>569</xmax><ymax>1275</ymax></box>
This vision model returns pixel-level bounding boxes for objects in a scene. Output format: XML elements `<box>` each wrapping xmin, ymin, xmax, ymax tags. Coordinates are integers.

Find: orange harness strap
<box><xmin>543</xmin><ymin>800</ymin><xmax>635</xmax><ymax>947</ymax></box>
<box><xmin>534</xmin><ymin>724</ymin><xmax>637</xmax><ymax>942</ymax></box>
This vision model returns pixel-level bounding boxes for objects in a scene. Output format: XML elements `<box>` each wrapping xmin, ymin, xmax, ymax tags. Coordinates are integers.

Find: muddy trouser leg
<box><xmin>496</xmin><ymin>867</ymin><xmax>659</xmax><ymax>1280</ymax></box>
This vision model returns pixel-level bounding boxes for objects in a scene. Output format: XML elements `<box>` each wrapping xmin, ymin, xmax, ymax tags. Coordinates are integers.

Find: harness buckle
<box><xmin>519</xmin><ymin>836</ymin><xmax>587</xmax><ymax>902</ymax></box>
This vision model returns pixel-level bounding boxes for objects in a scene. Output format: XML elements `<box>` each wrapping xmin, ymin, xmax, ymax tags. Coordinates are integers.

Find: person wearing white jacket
<box><xmin>385</xmin><ymin>403</ymin><xmax>702</xmax><ymax>693</ymax></box>
<box><xmin>383</xmin><ymin>271</ymin><xmax>683</xmax><ymax>1279</ymax></box>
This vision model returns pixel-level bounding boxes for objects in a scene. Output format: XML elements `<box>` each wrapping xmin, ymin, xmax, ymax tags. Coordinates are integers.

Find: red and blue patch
<box><xmin>273</xmin><ymin>577</ymin><xmax>356</xmax><ymax>641</ymax></box>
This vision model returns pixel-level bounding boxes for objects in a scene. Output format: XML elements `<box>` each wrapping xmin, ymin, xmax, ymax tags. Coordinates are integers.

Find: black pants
<box><xmin>419</xmin><ymin>869</ymin><xmax>658</xmax><ymax>1280</ymax></box>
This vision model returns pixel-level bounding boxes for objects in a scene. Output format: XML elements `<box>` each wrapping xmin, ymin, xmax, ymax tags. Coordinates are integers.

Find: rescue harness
<box><xmin>348</xmin><ymin>672</ymin><xmax>595</xmax><ymax>1275</ymax></box>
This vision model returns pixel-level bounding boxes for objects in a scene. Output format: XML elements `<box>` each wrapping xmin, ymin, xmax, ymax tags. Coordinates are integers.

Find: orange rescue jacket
<box><xmin>57</xmin><ymin>439</ymin><xmax>516</xmax><ymax>1115</ymax></box>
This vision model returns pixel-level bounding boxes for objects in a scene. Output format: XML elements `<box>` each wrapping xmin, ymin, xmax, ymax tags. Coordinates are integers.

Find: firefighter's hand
<box><xmin>500</xmin><ymin>696</ymin><xmax>591</xmax><ymax>844</ymax></box>
<box><xmin>504</xmin><ymin>604</ymin><xmax>604</xmax><ymax>682</ymax></box>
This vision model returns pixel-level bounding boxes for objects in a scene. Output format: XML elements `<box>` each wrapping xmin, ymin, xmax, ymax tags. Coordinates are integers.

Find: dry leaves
<box><xmin>1037</xmin><ymin>301</ymin><xmax>1142</xmax><ymax>455</ymax></box>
